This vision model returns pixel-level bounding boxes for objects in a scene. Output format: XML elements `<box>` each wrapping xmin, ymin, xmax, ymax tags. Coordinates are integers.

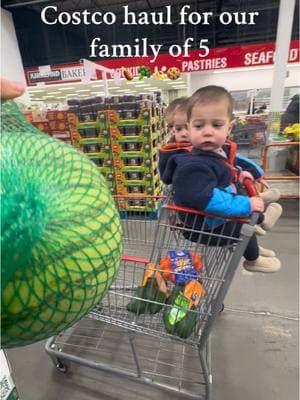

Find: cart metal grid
<box><xmin>46</xmin><ymin>195</ymin><xmax>258</xmax><ymax>400</ymax></box>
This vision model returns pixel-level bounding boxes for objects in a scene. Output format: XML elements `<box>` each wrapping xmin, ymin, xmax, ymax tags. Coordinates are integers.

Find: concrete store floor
<box><xmin>7</xmin><ymin>199</ymin><xmax>299</xmax><ymax>400</ymax></box>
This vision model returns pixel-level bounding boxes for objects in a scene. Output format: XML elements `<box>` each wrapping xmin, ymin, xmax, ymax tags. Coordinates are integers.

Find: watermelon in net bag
<box><xmin>1</xmin><ymin>100</ymin><xmax>122</xmax><ymax>348</ymax></box>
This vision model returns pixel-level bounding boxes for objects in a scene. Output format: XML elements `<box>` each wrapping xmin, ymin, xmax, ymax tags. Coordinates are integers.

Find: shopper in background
<box><xmin>255</xmin><ymin>103</ymin><xmax>267</xmax><ymax>114</ymax></box>
<box><xmin>280</xmin><ymin>94</ymin><xmax>300</xmax><ymax>132</ymax></box>
<box><xmin>159</xmin><ymin>85</ymin><xmax>282</xmax><ymax>273</ymax></box>
<box><xmin>0</xmin><ymin>78</ymin><xmax>25</xmax><ymax>99</ymax></box>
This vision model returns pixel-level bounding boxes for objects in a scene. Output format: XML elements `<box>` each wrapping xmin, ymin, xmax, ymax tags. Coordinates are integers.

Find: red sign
<box><xmin>25</xmin><ymin>40</ymin><xmax>299</xmax><ymax>86</ymax></box>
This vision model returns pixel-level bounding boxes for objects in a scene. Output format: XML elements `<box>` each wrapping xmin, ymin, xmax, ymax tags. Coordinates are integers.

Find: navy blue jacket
<box><xmin>159</xmin><ymin>141</ymin><xmax>264</xmax><ymax>224</ymax></box>
<box><xmin>158</xmin><ymin>142</ymin><xmax>192</xmax><ymax>180</ymax></box>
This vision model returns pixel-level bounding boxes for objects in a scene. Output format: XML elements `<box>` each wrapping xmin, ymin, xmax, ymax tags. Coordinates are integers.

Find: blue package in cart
<box><xmin>168</xmin><ymin>250</ymin><xmax>197</xmax><ymax>284</ymax></box>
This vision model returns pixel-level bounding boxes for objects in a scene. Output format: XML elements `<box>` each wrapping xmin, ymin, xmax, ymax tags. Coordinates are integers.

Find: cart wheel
<box><xmin>219</xmin><ymin>303</ymin><xmax>225</xmax><ymax>313</ymax></box>
<box><xmin>55</xmin><ymin>360</ymin><xmax>69</xmax><ymax>374</ymax></box>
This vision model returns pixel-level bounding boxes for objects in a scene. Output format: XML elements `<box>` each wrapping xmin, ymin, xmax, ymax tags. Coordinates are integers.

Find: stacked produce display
<box><xmin>67</xmin><ymin>92</ymin><xmax>167</xmax><ymax>213</ymax></box>
<box><xmin>24</xmin><ymin>109</ymin><xmax>72</xmax><ymax>144</ymax></box>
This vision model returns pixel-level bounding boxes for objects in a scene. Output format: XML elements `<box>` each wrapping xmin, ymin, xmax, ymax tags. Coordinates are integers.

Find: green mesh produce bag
<box><xmin>1</xmin><ymin>100</ymin><xmax>122</xmax><ymax>348</ymax></box>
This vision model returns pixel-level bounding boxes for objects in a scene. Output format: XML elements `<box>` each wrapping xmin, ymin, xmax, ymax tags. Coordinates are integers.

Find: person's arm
<box><xmin>0</xmin><ymin>78</ymin><xmax>25</xmax><ymax>99</ymax></box>
<box><xmin>174</xmin><ymin>163</ymin><xmax>253</xmax><ymax>217</ymax></box>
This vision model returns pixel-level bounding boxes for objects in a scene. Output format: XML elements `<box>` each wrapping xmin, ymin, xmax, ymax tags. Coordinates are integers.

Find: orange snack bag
<box><xmin>159</xmin><ymin>251</ymin><xmax>202</xmax><ymax>283</ymax></box>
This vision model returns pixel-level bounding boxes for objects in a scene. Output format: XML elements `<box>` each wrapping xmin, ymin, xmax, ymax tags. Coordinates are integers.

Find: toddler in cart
<box><xmin>159</xmin><ymin>85</ymin><xmax>282</xmax><ymax>273</ymax></box>
<box><xmin>160</xmin><ymin>95</ymin><xmax>280</xmax><ymax>210</ymax></box>
<box><xmin>165</xmin><ymin>97</ymin><xmax>190</xmax><ymax>143</ymax></box>
<box><xmin>160</xmin><ymin>97</ymin><xmax>192</xmax><ymax>170</ymax></box>
<box><xmin>160</xmin><ymin>97</ymin><xmax>191</xmax><ymax>197</ymax></box>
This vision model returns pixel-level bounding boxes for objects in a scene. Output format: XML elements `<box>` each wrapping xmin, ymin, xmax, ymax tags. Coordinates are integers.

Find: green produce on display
<box><xmin>1</xmin><ymin>100</ymin><xmax>123</xmax><ymax>348</ymax></box>
<box><xmin>67</xmin><ymin>94</ymin><xmax>166</xmax><ymax>210</ymax></box>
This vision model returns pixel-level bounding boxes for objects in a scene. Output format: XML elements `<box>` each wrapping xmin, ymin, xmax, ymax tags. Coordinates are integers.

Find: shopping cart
<box><xmin>261</xmin><ymin>141</ymin><xmax>300</xmax><ymax>198</ymax></box>
<box><xmin>230</xmin><ymin>115</ymin><xmax>267</xmax><ymax>160</ymax></box>
<box><xmin>45</xmin><ymin>190</ymin><xmax>259</xmax><ymax>400</ymax></box>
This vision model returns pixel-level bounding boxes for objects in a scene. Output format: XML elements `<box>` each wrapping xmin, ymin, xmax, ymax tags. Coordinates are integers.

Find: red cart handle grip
<box><xmin>243</xmin><ymin>178</ymin><xmax>258</xmax><ymax>198</ymax></box>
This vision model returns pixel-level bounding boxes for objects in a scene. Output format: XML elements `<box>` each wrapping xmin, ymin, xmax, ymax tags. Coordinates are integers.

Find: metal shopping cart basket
<box><xmin>45</xmin><ymin>193</ymin><xmax>258</xmax><ymax>400</ymax></box>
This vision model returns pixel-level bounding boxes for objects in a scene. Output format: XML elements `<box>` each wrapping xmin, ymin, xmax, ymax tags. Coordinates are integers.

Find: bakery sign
<box><xmin>27</xmin><ymin>66</ymin><xmax>92</xmax><ymax>84</ymax></box>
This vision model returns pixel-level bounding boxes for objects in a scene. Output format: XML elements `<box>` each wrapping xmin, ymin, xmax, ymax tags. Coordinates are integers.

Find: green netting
<box><xmin>0</xmin><ymin>100</ymin><xmax>123</xmax><ymax>348</ymax></box>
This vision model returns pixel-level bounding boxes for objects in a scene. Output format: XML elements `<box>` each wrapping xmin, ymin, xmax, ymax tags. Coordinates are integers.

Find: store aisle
<box><xmin>6</xmin><ymin>200</ymin><xmax>299</xmax><ymax>400</ymax></box>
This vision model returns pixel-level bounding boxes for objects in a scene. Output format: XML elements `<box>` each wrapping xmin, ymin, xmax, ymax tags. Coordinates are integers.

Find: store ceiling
<box><xmin>2</xmin><ymin>0</ymin><xmax>299</xmax><ymax>67</ymax></box>
<box><xmin>4</xmin><ymin>0</ymin><xmax>217</xmax><ymax>13</ymax></box>
<box><xmin>27</xmin><ymin>73</ymin><xmax>188</xmax><ymax>104</ymax></box>
<box><xmin>1</xmin><ymin>0</ymin><xmax>289</xmax><ymax>13</ymax></box>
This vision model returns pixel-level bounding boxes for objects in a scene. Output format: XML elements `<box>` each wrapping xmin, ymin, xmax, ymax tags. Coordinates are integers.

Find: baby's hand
<box><xmin>250</xmin><ymin>197</ymin><xmax>265</xmax><ymax>213</ymax></box>
<box><xmin>239</xmin><ymin>170</ymin><xmax>254</xmax><ymax>185</ymax></box>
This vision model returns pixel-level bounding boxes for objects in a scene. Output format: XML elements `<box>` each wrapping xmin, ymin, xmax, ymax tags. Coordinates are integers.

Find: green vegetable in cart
<box><xmin>127</xmin><ymin>263</ymin><xmax>169</xmax><ymax>314</ymax></box>
<box><xmin>163</xmin><ymin>280</ymin><xmax>205</xmax><ymax>339</ymax></box>
<box><xmin>1</xmin><ymin>100</ymin><xmax>123</xmax><ymax>348</ymax></box>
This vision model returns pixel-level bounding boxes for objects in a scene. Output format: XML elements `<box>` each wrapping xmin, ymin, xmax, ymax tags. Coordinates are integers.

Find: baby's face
<box><xmin>166</xmin><ymin>112</ymin><xmax>175</xmax><ymax>136</ymax></box>
<box><xmin>171</xmin><ymin>111</ymin><xmax>189</xmax><ymax>142</ymax></box>
<box><xmin>188</xmin><ymin>100</ymin><xmax>233</xmax><ymax>151</ymax></box>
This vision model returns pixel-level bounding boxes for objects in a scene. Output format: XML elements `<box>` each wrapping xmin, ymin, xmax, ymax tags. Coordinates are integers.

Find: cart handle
<box><xmin>113</xmin><ymin>195</ymin><xmax>167</xmax><ymax>200</ymax></box>
<box><xmin>243</xmin><ymin>177</ymin><xmax>258</xmax><ymax>197</ymax></box>
<box><xmin>165</xmin><ymin>204</ymin><xmax>250</xmax><ymax>223</ymax></box>
<box><xmin>121</xmin><ymin>255</ymin><xmax>150</xmax><ymax>264</ymax></box>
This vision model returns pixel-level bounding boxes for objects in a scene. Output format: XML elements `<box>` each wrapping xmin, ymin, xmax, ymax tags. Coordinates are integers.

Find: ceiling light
<box><xmin>29</xmin><ymin>92</ymin><xmax>45</xmax><ymax>95</ymax></box>
<box><xmin>29</xmin><ymin>89</ymin><xmax>45</xmax><ymax>93</ymax></box>
<box><xmin>133</xmin><ymin>81</ymin><xmax>151</xmax><ymax>85</ymax></box>
<box><xmin>76</xmin><ymin>89</ymin><xmax>91</xmax><ymax>92</ymax></box>
<box><xmin>90</xmin><ymin>92</ymin><xmax>105</xmax><ymax>95</ymax></box>
<box><xmin>58</xmin><ymin>87</ymin><xmax>76</xmax><ymax>91</ymax></box>
<box><xmin>46</xmin><ymin>91</ymin><xmax>62</xmax><ymax>95</ymax></box>
<box><xmin>126</xmin><ymin>81</ymin><xmax>146</xmax><ymax>85</ymax></box>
